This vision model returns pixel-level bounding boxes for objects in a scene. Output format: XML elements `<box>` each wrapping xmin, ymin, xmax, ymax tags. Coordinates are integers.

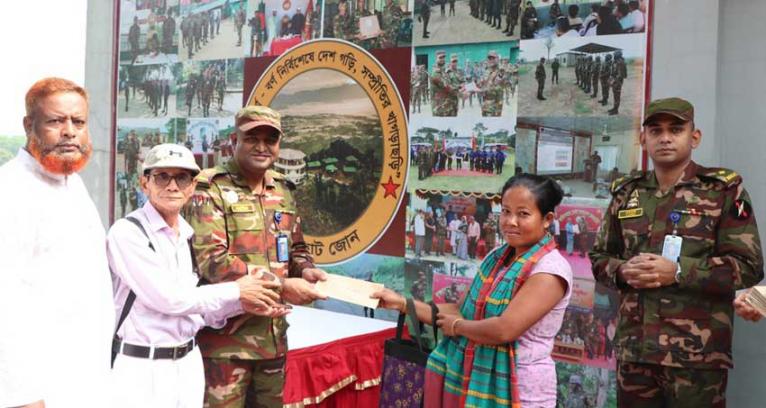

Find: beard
<box><xmin>27</xmin><ymin>135</ymin><xmax>92</xmax><ymax>175</ymax></box>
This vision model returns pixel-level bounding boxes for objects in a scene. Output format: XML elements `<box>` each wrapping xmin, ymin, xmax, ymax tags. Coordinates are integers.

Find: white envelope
<box><xmin>315</xmin><ymin>273</ymin><xmax>384</xmax><ymax>309</ymax></box>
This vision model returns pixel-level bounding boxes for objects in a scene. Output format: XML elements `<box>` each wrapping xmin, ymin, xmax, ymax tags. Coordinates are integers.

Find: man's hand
<box><xmin>282</xmin><ymin>278</ymin><xmax>327</xmax><ymax>305</ymax></box>
<box><xmin>734</xmin><ymin>289</ymin><xmax>763</xmax><ymax>322</ymax></box>
<box><xmin>16</xmin><ymin>401</ymin><xmax>45</xmax><ymax>408</ymax></box>
<box><xmin>235</xmin><ymin>275</ymin><xmax>281</xmax><ymax>309</ymax></box>
<box><xmin>619</xmin><ymin>253</ymin><xmax>676</xmax><ymax>289</ymax></box>
<box><xmin>301</xmin><ymin>267</ymin><xmax>328</xmax><ymax>283</ymax></box>
<box><xmin>241</xmin><ymin>301</ymin><xmax>292</xmax><ymax>318</ymax></box>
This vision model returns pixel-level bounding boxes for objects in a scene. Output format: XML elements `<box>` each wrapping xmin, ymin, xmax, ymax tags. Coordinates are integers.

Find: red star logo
<box><xmin>380</xmin><ymin>176</ymin><xmax>401</xmax><ymax>199</ymax></box>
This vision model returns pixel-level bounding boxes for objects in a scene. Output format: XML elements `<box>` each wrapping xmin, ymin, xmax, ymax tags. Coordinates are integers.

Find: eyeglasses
<box><xmin>150</xmin><ymin>172</ymin><xmax>194</xmax><ymax>189</ymax></box>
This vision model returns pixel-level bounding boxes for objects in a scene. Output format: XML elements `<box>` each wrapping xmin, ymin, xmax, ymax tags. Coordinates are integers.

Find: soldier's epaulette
<box><xmin>267</xmin><ymin>170</ymin><xmax>296</xmax><ymax>190</ymax></box>
<box><xmin>610</xmin><ymin>173</ymin><xmax>643</xmax><ymax>194</ymax></box>
<box><xmin>195</xmin><ymin>166</ymin><xmax>228</xmax><ymax>187</ymax></box>
<box><xmin>699</xmin><ymin>167</ymin><xmax>741</xmax><ymax>188</ymax></box>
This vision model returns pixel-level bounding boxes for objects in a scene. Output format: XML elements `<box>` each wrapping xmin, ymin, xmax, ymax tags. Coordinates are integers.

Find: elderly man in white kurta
<box><xmin>0</xmin><ymin>78</ymin><xmax>114</xmax><ymax>408</ymax></box>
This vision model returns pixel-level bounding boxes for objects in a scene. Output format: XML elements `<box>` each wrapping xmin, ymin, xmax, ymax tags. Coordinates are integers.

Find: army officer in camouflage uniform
<box><xmin>187</xmin><ymin>106</ymin><xmax>328</xmax><ymax>408</ymax></box>
<box><xmin>479</xmin><ymin>50</ymin><xmax>504</xmax><ymax>117</ymax></box>
<box><xmin>590</xmin><ymin>97</ymin><xmax>763</xmax><ymax>407</ymax></box>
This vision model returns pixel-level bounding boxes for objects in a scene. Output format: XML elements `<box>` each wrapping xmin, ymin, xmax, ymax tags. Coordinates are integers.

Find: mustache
<box><xmin>40</xmin><ymin>142</ymin><xmax>89</xmax><ymax>155</ymax></box>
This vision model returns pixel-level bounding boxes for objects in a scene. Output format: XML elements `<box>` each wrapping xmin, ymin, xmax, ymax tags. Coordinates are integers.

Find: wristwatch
<box><xmin>674</xmin><ymin>262</ymin><xmax>682</xmax><ymax>284</ymax></box>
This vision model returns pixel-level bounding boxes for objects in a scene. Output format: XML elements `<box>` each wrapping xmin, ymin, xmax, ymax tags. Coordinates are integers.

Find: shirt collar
<box><xmin>142</xmin><ymin>201</ymin><xmax>194</xmax><ymax>240</ymax></box>
<box><xmin>643</xmin><ymin>160</ymin><xmax>700</xmax><ymax>189</ymax></box>
<box><xmin>224</xmin><ymin>159</ymin><xmax>277</xmax><ymax>191</ymax></box>
<box><xmin>17</xmin><ymin>147</ymin><xmax>68</xmax><ymax>184</ymax></box>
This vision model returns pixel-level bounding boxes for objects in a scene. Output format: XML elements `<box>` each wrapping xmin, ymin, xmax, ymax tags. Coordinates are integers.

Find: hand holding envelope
<box><xmin>315</xmin><ymin>273</ymin><xmax>385</xmax><ymax>309</ymax></box>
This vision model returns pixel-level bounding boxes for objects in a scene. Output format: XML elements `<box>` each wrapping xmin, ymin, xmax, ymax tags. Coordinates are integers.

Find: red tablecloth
<box><xmin>269</xmin><ymin>36</ymin><xmax>303</xmax><ymax>57</ymax></box>
<box><xmin>283</xmin><ymin>327</ymin><xmax>397</xmax><ymax>408</ymax></box>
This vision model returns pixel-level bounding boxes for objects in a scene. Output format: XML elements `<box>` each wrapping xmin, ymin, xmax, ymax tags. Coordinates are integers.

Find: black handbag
<box><xmin>379</xmin><ymin>299</ymin><xmax>439</xmax><ymax>408</ymax></box>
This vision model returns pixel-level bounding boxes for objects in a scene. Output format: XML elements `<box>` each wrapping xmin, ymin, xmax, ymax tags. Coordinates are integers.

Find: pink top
<box><xmin>516</xmin><ymin>250</ymin><xmax>573</xmax><ymax>407</ymax></box>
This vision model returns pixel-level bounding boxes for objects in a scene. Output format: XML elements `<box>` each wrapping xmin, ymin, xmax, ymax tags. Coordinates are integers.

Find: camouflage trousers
<box><xmin>618</xmin><ymin>362</ymin><xmax>727</xmax><ymax>408</ymax></box>
<box><xmin>203</xmin><ymin>356</ymin><xmax>286</xmax><ymax>408</ymax></box>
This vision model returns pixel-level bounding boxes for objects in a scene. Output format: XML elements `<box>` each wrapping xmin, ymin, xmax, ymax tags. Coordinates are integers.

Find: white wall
<box><xmin>83</xmin><ymin>0</ymin><xmax>115</xmax><ymax>225</ymax></box>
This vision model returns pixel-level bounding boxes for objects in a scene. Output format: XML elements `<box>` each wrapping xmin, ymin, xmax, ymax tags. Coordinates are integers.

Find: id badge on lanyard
<box><xmin>274</xmin><ymin>211</ymin><xmax>289</xmax><ymax>262</ymax></box>
<box><xmin>662</xmin><ymin>211</ymin><xmax>683</xmax><ymax>262</ymax></box>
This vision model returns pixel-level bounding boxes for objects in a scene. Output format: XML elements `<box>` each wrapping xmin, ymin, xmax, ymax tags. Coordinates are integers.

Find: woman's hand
<box><xmin>436</xmin><ymin>312</ymin><xmax>464</xmax><ymax>337</ymax></box>
<box><xmin>370</xmin><ymin>288</ymin><xmax>406</xmax><ymax>313</ymax></box>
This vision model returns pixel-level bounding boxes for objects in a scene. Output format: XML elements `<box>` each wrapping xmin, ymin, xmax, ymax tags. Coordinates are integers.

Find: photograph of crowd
<box><xmin>549</xmin><ymin>202</ymin><xmax>605</xmax><ymax>273</ymax></box>
<box><xmin>555</xmin><ymin>362</ymin><xmax>616</xmax><ymax>408</ymax></box>
<box><xmin>185</xmin><ymin>117</ymin><xmax>236</xmax><ymax>168</ymax></box>
<box><xmin>517</xmin><ymin>33</ymin><xmax>645</xmax><ymax>119</ymax></box>
<box><xmin>119</xmin><ymin>0</ymin><xmax>180</xmax><ymax>65</ymax></box>
<box><xmin>413</xmin><ymin>0</ymin><xmax>522</xmax><ymax>47</ymax></box>
<box><xmin>515</xmin><ymin>121</ymin><xmax>640</xmax><ymax>200</ymax></box>
<box><xmin>269</xmin><ymin>69</ymin><xmax>384</xmax><ymax>237</ymax></box>
<box><xmin>555</xmin><ymin>306</ymin><xmax>616</xmax><ymax>369</ymax></box>
<box><xmin>118</xmin><ymin>63</ymin><xmax>179</xmax><ymax>117</ymax></box>
<box><xmin>406</xmin><ymin>192</ymin><xmax>502</xmax><ymax>263</ymax></box>
<box><xmin>179</xmin><ymin>0</ymin><xmax>248</xmax><ymax>61</ymax></box>
<box><xmin>520</xmin><ymin>0</ymin><xmax>647</xmax><ymax>40</ymax></box>
<box><xmin>250</xmin><ymin>0</ymin><xmax>321</xmax><ymax>57</ymax></box>
<box><xmin>412</xmin><ymin>41</ymin><xmax>519</xmax><ymax>118</ymax></box>
<box><xmin>323</xmin><ymin>0</ymin><xmax>412</xmax><ymax>50</ymax></box>
<box><xmin>175</xmin><ymin>59</ymin><xmax>244</xmax><ymax>118</ymax></box>
<box><xmin>408</xmin><ymin>117</ymin><xmax>515</xmax><ymax>193</ymax></box>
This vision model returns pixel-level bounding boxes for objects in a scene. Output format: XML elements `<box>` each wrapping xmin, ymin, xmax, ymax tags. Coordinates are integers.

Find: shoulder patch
<box><xmin>195</xmin><ymin>166</ymin><xmax>227</xmax><ymax>186</ymax></box>
<box><xmin>699</xmin><ymin>167</ymin><xmax>741</xmax><ymax>188</ymax></box>
<box><xmin>610</xmin><ymin>173</ymin><xmax>643</xmax><ymax>195</ymax></box>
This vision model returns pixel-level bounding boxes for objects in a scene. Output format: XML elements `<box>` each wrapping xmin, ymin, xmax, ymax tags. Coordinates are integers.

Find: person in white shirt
<box><xmin>0</xmin><ymin>78</ymin><xmax>114</xmax><ymax>408</ymax></box>
<box><xmin>628</xmin><ymin>0</ymin><xmax>645</xmax><ymax>32</ymax></box>
<box><xmin>107</xmin><ymin>144</ymin><xmax>286</xmax><ymax>408</ymax></box>
<box><xmin>413</xmin><ymin>209</ymin><xmax>426</xmax><ymax>257</ymax></box>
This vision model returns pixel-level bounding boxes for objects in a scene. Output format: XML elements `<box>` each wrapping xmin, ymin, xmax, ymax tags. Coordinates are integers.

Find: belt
<box><xmin>113</xmin><ymin>338</ymin><xmax>196</xmax><ymax>360</ymax></box>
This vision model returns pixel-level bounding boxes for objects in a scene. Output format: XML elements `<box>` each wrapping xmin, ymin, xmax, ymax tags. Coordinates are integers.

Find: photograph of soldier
<box><xmin>119</xmin><ymin>0</ymin><xmax>180</xmax><ymax>65</ymax></box>
<box><xmin>521</xmin><ymin>0</ymin><xmax>647</xmax><ymax>39</ymax></box>
<box><xmin>431</xmin><ymin>272</ymin><xmax>473</xmax><ymax>303</ymax></box>
<box><xmin>175</xmin><ymin>58</ymin><xmax>243</xmax><ymax>118</ymax></box>
<box><xmin>555</xmin><ymin>306</ymin><xmax>616</xmax><ymax>369</ymax></box>
<box><xmin>114</xmin><ymin>117</ymin><xmax>184</xmax><ymax>216</ymax></box>
<box><xmin>514</xmin><ymin>122</ymin><xmax>641</xmax><ymax>201</ymax></box>
<box><xmin>117</xmin><ymin>63</ymin><xmax>179</xmax><ymax>117</ymax></box>
<box><xmin>313</xmin><ymin>254</ymin><xmax>405</xmax><ymax>321</ymax></box>
<box><xmin>408</xmin><ymin>116</ymin><xmax>515</xmax><ymax>193</ymax></box>
<box><xmin>257</xmin><ymin>0</ymin><xmax>321</xmax><ymax>57</ymax></box>
<box><xmin>517</xmin><ymin>34</ymin><xmax>643</xmax><ymax>119</ymax></box>
<box><xmin>412</xmin><ymin>0</ymin><xmax>521</xmax><ymax>46</ymax></box>
<box><xmin>555</xmin><ymin>363</ymin><xmax>616</xmax><ymax>408</ymax></box>
<box><xmin>268</xmin><ymin>69</ymin><xmax>385</xmax><ymax>236</ymax></box>
<box><xmin>406</xmin><ymin>192</ymin><xmax>500</xmax><ymax>263</ymax></box>
<box><xmin>412</xmin><ymin>41</ymin><xmax>519</xmax><ymax>119</ymax></box>
<box><xmin>185</xmin><ymin>117</ymin><xmax>236</xmax><ymax>169</ymax></box>
<box><xmin>323</xmin><ymin>0</ymin><xmax>412</xmax><ymax>50</ymax></box>
<box><xmin>179</xmin><ymin>0</ymin><xmax>247</xmax><ymax>61</ymax></box>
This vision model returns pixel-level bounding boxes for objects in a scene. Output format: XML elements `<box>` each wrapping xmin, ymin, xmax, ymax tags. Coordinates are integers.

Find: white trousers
<box><xmin>111</xmin><ymin>346</ymin><xmax>204</xmax><ymax>408</ymax></box>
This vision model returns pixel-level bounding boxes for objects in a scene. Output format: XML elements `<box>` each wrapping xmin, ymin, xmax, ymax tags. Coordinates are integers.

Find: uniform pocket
<box><xmin>657</xmin><ymin>296</ymin><xmax>713</xmax><ymax>354</ymax></box>
<box><xmin>227</xmin><ymin>210</ymin><xmax>265</xmax><ymax>255</ymax></box>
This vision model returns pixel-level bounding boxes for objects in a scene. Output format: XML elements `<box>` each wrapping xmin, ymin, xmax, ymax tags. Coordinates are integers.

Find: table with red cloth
<box><xmin>268</xmin><ymin>36</ymin><xmax>303</xmax><ymax>56</ymax></box>
<box><xmin>283</xmin><ymin>306</ymin><xmax>397</xmax><ymax>408</ymax></box>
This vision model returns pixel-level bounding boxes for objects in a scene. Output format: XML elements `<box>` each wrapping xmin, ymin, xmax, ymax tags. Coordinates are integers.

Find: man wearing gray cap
<box><xmin>590</xmin><ymin>97</ymin><xmax>763</xmax><ymax>407</ymax></box>
<box><xmin>107</xmin><ymin>143</ymin><xmax>286</xmax><ymax>408</ymax></box>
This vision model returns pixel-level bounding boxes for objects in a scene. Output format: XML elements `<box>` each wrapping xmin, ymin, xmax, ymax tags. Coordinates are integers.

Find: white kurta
<box><xmin>0</xmin><ymin>149</ymin><xmax>115</xmax><ymax>407</ymax></box>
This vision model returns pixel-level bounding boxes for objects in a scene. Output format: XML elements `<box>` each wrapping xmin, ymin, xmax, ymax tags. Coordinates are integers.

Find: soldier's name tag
<box><xmin>231</xmin><ymin>203</ymin><xmax>255</xmax><ymax>213</ymax></box>
<box><xmin>276</xmin><ymin>234</ymin><xmax>289</xmax><ymax>262</ymax></box>
<box><xmin>618</xmin><ymin>208</ymin><xmax>643</xmax><ymax>219</ymax></box>
<box><xmin>661</xmin><ymin>235</ymin><xmax>683</xmax><ymax>262</ymax></box>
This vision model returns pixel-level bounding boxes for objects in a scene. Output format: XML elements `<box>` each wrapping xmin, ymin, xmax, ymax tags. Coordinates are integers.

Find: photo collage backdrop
<box><xmin>113</xmin><ymin>0</ymin><xmax>652</xmax><ymax>405</ymax></box>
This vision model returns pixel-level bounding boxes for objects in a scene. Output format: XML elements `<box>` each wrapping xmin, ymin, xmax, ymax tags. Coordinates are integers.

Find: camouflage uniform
<box><xmin>591</xmin><ymin>56</ymin><xmax>601</xmax><ymax>99</ymax></box>
<box><xmin>599</xmin><ymin>54</ymin><xmax>613</xmax><ymax>106</ymax></box>
<box><xmin>381</xmin><ymin>1</ymin><xmax>403</xmax><ymax>48</ymax></box>
<box><xmin>333</xmin><ymin>12</ymin><xmax>356</xmax><ymax>42</ymax></box>
<box><xmin>609</xmin><ymin>52</ymin><xmax>628</xmax><ymax>115</ymax></box>
<box><xmin>479</xmin><ymin>50</ymin><xmax>504</xmax><ymax>116</ymax></box>
<box><xmin>590</xmin><ymin>160</ymin><xmax>763</xmax><ymax>407</ymax></box>
<box><xmin>188</xmin><ymin>148</ymin><xmax>315</xmax><ymax>406</ymax></box>
<box><xmin>430</xmin><ymin>52</ymin><xmax>458</xmax><ymax>116</ymax></box>
<box><xmin>535</xmin><ymin>58</ymin><xmax>546</xmax><ymax>100</ymax></box>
